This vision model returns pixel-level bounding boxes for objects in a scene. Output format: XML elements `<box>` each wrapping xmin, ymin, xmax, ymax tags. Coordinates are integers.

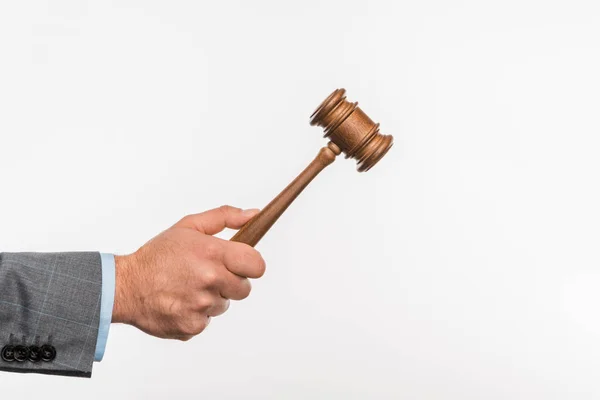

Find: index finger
<box><xmin>220</xmin><ymin>240</ymin><xmax>266</xmax><ymax>279</ymax></box>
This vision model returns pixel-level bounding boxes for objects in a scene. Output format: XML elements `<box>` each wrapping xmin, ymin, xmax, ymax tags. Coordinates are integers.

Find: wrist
<box><xmin>112</xmin><ymin>254</ymin><xmax>136</xmax><ymax>324</ymax></box>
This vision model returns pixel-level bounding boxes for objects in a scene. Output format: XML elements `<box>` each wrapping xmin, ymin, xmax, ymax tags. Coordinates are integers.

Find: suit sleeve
<box><xmin>0</xmin><ymin>252</ymin><xmax>102</xmax><ymax>378</ymax></box>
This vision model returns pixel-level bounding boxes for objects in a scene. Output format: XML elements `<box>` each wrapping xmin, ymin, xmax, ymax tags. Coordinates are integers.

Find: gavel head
<box><xmin>310</xmin><ymin>88</ymin><xmax>394</xmax><ymax>172</ymax></box>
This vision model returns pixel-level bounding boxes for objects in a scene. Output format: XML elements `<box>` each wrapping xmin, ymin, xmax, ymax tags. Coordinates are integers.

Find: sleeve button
<box><xmin>28</xmin><ymin>345</ymin><xmax>42</xmax><ymax>363</ymax></box>
<box><xmin>13</xmin><ymin>345</ymin><xmax>29</xmax><ymax>362</ymax></box>
<box><xmin>1</xmin><ymin>345</ymin><xmax>15</xmax><ymax>362</ymax></box>
<box><xmin>40</xmin><ymin>344</ymin><xmax>56</xmax><ymax>362</ymax></box>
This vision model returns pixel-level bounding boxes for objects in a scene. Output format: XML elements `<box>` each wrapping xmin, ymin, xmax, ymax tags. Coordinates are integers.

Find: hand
<box><xmin>112</xmin><ymin>205</ymin><xmax>266</xmax><ymax>341</ymax></box>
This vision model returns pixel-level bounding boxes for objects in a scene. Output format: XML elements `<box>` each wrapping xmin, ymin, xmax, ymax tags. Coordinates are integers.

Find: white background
<box><xmin>1</xmin><ymin>1</ymin><xmax>600</xmax><ymax>399</ymax></box>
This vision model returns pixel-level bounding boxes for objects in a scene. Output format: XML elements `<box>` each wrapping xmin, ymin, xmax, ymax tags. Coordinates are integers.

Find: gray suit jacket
<box><xmin>0</xmin><ymin>252</ymin><xmax>102</xmax><ymax>378</ymax></box>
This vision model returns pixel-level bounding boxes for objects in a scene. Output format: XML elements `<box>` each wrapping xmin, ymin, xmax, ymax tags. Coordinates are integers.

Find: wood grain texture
<box><xmin>230</xmin><ymin>142</ymin><xmax>341</xmax><ymax>247</ymax></box>
<box><xmin>231</xmin><ymin>89</ymin><xmax>393</xmax><ymax>247</ymax></box>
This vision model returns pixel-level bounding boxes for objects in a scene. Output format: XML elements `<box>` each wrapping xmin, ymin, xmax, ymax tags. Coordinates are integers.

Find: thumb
<box><xmin>175</xmin><ymin>205</ymin><xmax>260</xmax><ymax>235</ymax></box>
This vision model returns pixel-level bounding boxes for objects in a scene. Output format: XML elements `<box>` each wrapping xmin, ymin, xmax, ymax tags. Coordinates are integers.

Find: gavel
<box><xmin>231</xmin><ymin>88</ymin><xmax>394</xmax><ymax>247</ymax></box>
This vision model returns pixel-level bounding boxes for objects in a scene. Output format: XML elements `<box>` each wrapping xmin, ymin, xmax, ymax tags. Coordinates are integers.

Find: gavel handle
<box><xmin>231</xmin><ymin>142</ymin><xmax>341</xmax><ymax>247</ymax></box>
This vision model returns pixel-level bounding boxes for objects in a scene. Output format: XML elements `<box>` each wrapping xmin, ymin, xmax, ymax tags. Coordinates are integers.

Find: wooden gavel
<box><xmin>231</xmin><ymin>88</ymin><xmax>394</xmax><ymax>247</ymax></box>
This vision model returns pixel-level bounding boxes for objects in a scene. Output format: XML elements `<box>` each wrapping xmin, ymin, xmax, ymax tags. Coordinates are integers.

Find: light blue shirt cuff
<box><xmin>94</xmin><ymin>253</ymin><xmax>115</xmax><ymax>362</ymax></box>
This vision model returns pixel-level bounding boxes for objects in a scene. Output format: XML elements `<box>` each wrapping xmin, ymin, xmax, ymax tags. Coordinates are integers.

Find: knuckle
<box><xmin>195</xmin><ymin>294</ymin><xmax>214</xmax><ymax>310</ymax></box>
<box><xmin>218</xmin><ymin>205</ymin><xmax>239</xmax><ymax>215</ymax></box>
<box><xmin>180</xmin><ymin>214</ymin><xmax>194</xmax><ymax>226</ymax></box>
<box><xmin>201</xmin><ymin>268</ymin><xmax>220</xmax><ymax>287</ymax></box>
<box><xmin>219</xmin><ymin>205</ymin><xmax>233</xmax><ymax>212</ymax></box>
<box><xmin>203</xmin><ymin>242</ymin><xmax>222</xmax><ymax>260</ymax></box>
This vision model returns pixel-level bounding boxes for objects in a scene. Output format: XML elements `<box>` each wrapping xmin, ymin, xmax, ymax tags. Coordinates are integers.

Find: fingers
<box><xmin>161</xmin><ymin>209</ymin><xmax>266</xmax><ymax>339</ymax></box>
<box><xmin>176</xmin><ymin>205</ymin><xmax>260</xmax><ymax>235</ymax></box>
<box><xmin>126</xmin><ymin>209</ymin><xmax>267</xmax><ymax>342</ymax></box>
<box><xmin>195</xmin><ymin>261</ymin><xmax>253</xmax><ymax>301</ymax></box>
<box><xmin>220</xmin><ymin>240</ymin><xmax>266</xmax><ymax>279</ymax></box>
<box><xmin>220</xmin><ymin>271</ymin><xmax>252</xmax><ymax>301</ymax></box>
<box><xmin>196</xmin><ymin>236</ymin><xmax>266</xmax><ymax>279</ymax></box>
<box><xmin>207</xmin><ymin>296</ymin><xmax>230</xmax><ymax>317</ymax></box>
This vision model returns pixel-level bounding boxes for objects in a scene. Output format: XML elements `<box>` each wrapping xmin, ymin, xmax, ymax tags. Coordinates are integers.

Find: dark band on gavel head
<box><xmin>310</xmin><ymin>88</ymin><xmax>394</xmax><ymax>172</ymax></box>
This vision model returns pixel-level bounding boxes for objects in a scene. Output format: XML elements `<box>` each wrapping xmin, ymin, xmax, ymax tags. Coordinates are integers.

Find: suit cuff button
<box><xmin>1</xmin><ymin>345</ymin><xmax>15</xmax><ymax>362</ymax></box>
<box><xmin>41</xmin><ymin>345</ymin><xmax>56</xmax><ymax>362</ymax></box>
<box><xmin>13</xmin><ymin>345</ymin><xmax>29</xmax><ymax>362</ymax></box>
<box><xmin>28</xmin><ymin>345</ymin><xmax>42</xmax><ymax>363</ymax></box>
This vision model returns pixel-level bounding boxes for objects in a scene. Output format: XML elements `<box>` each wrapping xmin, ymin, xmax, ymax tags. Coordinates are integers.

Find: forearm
<box><xmin>0</xmin><ymin>252</ymin><xmax>102</xmax><ymax>378</ymax></box>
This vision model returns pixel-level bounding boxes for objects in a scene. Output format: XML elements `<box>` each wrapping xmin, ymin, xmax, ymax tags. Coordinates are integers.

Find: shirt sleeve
<box><xmin>94</xmin><ymin>253</ymin><xmax>115</xmax><ymax>362</ymax></box>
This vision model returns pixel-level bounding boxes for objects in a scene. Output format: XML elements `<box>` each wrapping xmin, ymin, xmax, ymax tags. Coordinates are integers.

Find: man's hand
<box><xmin>111</xmin><ymin>206</ymin><xmax>266</xmax><ymax>341</ymax></box>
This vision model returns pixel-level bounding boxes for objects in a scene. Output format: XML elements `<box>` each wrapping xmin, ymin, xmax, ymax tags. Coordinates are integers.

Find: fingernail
<box><xmin>242</xmin><ymin>208</ymin><xmax>260</xmax><ymax>217</ymax></box>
